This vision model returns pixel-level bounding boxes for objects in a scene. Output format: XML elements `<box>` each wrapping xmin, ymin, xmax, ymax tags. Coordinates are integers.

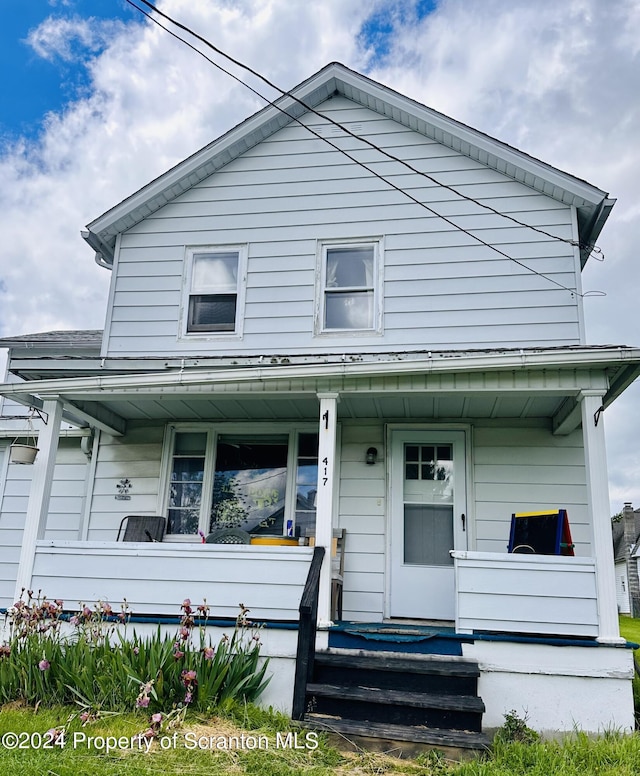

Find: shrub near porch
<box><xmin>0</xmin><ymin>593</ymin><xmax>269</xmax><ymax>713</ymax></box>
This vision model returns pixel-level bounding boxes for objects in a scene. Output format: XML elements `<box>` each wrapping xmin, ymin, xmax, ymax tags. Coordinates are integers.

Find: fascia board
<box><xmin>1</xmin><ymin>346</ymin><xmax>639</xmax><ymax>399</ymax></box>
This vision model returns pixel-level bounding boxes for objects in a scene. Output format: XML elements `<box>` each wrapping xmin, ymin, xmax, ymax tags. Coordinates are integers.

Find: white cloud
<box><xmin>1</xmin><ymin>0</ymin><xmax>639</xmax><ymax>510</ymax></box>
<box><xmin>26</xmin><ymin>15</ymin><xmax>126</xmax><ymax>63</ymax></box>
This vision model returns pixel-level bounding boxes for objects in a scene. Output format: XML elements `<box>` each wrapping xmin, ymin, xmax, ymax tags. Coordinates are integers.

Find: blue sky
<box><xmin>0</xmin><ymin>0</ymin><xmax>137</xmax><ymax>141</ymax></box>
<box><xmin>0</xmin><ymin>0</ymin><xmax>638</xmax><ymax>509</ymax></box>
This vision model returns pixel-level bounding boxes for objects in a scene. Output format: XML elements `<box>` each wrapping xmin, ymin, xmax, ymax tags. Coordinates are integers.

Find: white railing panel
<box><xmin>32</xmin><ymin>540</ymin><xmax>313</xmax><ymax>620</ymax></box>
<box><xmin>452</xmin><ymin>550</ymin><xmax>598</xmax><ymax>637</ymax></box>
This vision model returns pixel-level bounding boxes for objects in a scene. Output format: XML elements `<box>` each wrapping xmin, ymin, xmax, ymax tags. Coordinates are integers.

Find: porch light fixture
<box><xmin>365</xmin><ymin>447</ymin><xmax>378</xmax><ymax>465</ymax></box>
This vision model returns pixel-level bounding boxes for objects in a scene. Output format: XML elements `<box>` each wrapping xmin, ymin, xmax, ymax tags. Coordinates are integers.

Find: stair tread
<box><xmin>306</xmin><ymin>683</ymin><xmax>485</xmax><ymax>712</ymax></box>
<box><xmin>315</xmin><ymin>651</ymin><xmax>480</xmax><ymax>677</ymax></box>
<box><xmin>304</xmin><ymin>715</ymin><xmax>490</xmax><ymax>749</ymax></box>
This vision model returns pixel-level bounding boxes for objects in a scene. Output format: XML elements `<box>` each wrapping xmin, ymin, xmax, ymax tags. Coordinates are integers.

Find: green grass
<box><xmin>2</xmin><ymin>705</ymin><xmax>640</xmax><ymax>775</ymax></box>
<box><xmin>619</xmin><ymin>615</ymin><xmax>640</xmax><ymax>648</ymax></box>
<box><xmin>619</xmin><ymin>615</ymin><xmax>640</xmax><ymax>725</ymax></box>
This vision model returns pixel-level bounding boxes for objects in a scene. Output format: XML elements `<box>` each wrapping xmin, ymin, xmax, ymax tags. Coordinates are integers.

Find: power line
<box><xmin>125</xmin><ymin>0</ymin><xmax>594</xmax><ymax>297</ymax></box>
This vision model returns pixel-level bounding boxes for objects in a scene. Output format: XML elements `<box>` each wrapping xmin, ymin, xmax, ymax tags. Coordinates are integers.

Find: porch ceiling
<box><xmin>78</xmin><ymin>391</ymin><xmax>566</xmax><ymax>423</ymax></box>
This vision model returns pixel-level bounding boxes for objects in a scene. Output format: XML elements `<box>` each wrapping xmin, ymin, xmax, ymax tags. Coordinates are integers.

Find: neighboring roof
<box><xmin>0</xmin><ymin>330</ymin><xmax>103</xmax><ymax>350</ymax></box>
<box><xmin>612</xmin><ymin>508</ymin><xmax>640</xmax><ymax>562</ymax></box>
<box><xmin>84</xmin><ymin>62</ymin><xmax>613</xmax><ymax>269</ymax></box>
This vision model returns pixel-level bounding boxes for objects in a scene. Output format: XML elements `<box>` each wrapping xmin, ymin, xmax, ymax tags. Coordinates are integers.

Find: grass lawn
<box><xmin>620</xmin><ymin>615</ymin><xmax>640</xmax><ymax>648</ymax></box>
<box><xmin>2</xmin><ymin>704</ymin><xmax>640</xmax><ymax>775</ymax></box>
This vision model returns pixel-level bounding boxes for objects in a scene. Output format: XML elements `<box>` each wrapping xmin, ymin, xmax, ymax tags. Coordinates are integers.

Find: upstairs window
<box><xmin>184</xmin><ymin>246</ymin><xmax>246</xmax><ymax>335</ymax></box>
<box><xmin>318</xmin><ymin>240</ymin><xmax>382</xmax><ymax>333</ymax></box>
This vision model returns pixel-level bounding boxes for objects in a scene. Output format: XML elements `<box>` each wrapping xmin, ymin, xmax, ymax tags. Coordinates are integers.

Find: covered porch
<box><xmin>2</xmin><ymin>347</ymin><xmax>639</xmax><ymax>644</ymax></box>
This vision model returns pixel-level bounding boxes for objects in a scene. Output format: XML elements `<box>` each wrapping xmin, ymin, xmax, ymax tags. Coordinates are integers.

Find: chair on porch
<box><xmin>117</xmin><ymin>515</ymin><xmax>166</xmax><ymax>542</ymax></box>
<box><xmin>306</xmin><ymin>527</ymin><xmax>346</xmax><ymax>620</ymax></box>
<box><xmin>205</xmin><ymin>528</ymin><xmax>251</xmax><ymax>544</ymax></box>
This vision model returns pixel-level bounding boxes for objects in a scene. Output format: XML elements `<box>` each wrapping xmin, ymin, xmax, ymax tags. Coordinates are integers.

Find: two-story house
<box><xmin>1</xmin><ymin>62</ymin><xmax>639</xmax><ymax>745</ymax></box>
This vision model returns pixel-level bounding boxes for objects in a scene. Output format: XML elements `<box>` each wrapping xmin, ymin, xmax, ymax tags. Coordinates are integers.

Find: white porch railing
<box><xmin>31</xmin><ymin>540</ymin><xmax>314</xmax><ymax>621</ymax></box>
<box><xmin>451</xmin><ymin>550</ymin><xmax>598</xmax><ymax>638</ymax></box>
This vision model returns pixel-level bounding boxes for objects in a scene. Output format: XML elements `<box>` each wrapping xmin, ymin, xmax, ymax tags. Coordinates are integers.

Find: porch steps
<box><xmin>302</xmin><ymin>651</ymin><xmax>489</xmax><ymax>754</ymax></box>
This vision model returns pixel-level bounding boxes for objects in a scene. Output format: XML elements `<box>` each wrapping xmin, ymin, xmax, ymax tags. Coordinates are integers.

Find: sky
<box><xmin>0</xmin><ymin>0</ymin><xmax>638</xmax><ymax>512</ymax></box>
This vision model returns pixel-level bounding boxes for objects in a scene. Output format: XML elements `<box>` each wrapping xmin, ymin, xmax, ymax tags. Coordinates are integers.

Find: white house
<box><xmin>1</xmin><ymin>63</ymin><xmax>639</xmax><ymax>745</ymax></box>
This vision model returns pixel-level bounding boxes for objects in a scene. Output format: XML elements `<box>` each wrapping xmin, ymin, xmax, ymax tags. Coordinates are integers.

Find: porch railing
<box><xmin>292</xmin><ymin>545</ymin><xmax>325</xmax><ymax>720</ymax></box>
<box><xmin>452</xmin><ymin>550</ymin><xmax>598</xmax><ymax>638</ymax></box>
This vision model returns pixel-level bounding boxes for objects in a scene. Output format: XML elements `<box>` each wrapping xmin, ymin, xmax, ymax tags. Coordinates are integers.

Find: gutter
<box><xmin>0</xmin><ymin>346</ymin><xmax>639</xmax><ymax>399</ymax></box>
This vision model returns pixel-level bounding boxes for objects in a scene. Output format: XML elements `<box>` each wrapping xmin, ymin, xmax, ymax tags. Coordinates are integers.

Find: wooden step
<box><xmin>306</xmin><ymin>683</ymin><xmax>485</xmax><ymax>713</ymax></box>
<box><xmin>313</xmin><ymin>651</ymin><xmax>479</xmax><ymax>696</ymax></box>
<box><xmin>314</xmin><ymin>651</ymin><xmax>480</xmax><ymax>677</ymax></box>
<box><xmin>304</xmin><ymin>714</ymin><xmax>491</xmax><ymax>751</ymax></box>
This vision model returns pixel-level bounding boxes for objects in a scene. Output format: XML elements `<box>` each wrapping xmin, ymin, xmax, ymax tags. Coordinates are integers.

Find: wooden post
<box><xmin>580</xmin><ymin>391</ymin><xmax>623</xmax><ymax>644</ymax></box>
<box><xmin>14</xmin><ymin>398</ymin><xmax>64</xmax><ymax>600</ymax></box>
<box><xmin>315</xmin><ymin>392</ymin><xmax>339</xmax><ymax>627</ymax></box>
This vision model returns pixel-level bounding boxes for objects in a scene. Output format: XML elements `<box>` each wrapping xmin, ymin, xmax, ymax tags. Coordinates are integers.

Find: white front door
<box><xmin>389</xmin><ymin>429</ymin><xmax>467</xmax><ymax>620</ymax></box>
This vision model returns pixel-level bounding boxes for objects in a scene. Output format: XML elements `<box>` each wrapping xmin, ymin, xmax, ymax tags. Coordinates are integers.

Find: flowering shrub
<box><xmin>0</xmin><ymin>590</ymin><xmax>269</xmax><ymax>714</ymax></box>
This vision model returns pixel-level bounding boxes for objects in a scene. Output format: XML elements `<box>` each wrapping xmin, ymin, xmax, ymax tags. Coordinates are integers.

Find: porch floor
<box><xmin>328</xmin><ymin>621</ymin><xmax>474</xmax><ymax>656</ymax></box>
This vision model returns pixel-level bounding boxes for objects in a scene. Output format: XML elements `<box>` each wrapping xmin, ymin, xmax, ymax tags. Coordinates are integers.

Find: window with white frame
<box><xmin>318</xmin><ymin>240</ymin><xmax>381</xmax><ymax>333</ymax></box>
<box><xmin>184</xmin><ymin>247</ymin><xmax>246</xmax><ymax>334</ymax></box>
<box><xmin>162</xmin><ymin>425</ymin><xmax>318</xmax><ymax>538</ymax></box>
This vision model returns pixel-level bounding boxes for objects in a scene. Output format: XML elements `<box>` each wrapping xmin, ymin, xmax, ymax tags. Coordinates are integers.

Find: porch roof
<box><xmin>1</xmin><ymin>345</ymin><xmax>639</xmax><ymax>437</ymax></box>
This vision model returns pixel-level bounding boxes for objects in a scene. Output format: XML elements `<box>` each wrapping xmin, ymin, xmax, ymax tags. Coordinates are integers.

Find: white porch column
<box><xmin>315</xmin><ymin>392</ymin><xmax>339</xmax><ymax>627</ymax></box>
<box><xmin>580</xmin><ymin>390</ymin><xmax>622</xmax><ymax>644</ymax></box>
<box><xmin>14</xmin><ymin>398</ymin><xmax>64</xmax><ymax>600</ymax></box>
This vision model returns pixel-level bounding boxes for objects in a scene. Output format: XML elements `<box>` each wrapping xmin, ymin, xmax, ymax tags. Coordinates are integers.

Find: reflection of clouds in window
<box><xmin>192</xmin><ymin>252</ymin><xmax>238</xmax><ymax>291</ymax></box>
<box><xmin>212</xmin><ymin>467</ymin><xmax>287</xmax><ymax>532</ymax></box>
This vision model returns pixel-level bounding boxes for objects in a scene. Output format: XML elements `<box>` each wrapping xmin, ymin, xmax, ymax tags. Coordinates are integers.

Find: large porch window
<box><xmin>162</xmin><ymin>424</ymin><xmax>318</xmax><ymax>539</ymax></box>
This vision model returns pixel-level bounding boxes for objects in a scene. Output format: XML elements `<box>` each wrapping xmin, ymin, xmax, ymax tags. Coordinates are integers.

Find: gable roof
<box><xmin>84</xmin><ymin>62</ymin><xmax>614</xmax><ymax>268</ymax></box>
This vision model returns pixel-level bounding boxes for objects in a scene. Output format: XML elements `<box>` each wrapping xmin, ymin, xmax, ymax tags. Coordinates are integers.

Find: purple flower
<box><xmin>136</xmin><ymin>695</ymin><xmax>150</xmax><ymax>708</ymax></box>
<box><xmin>203</xmin><ymin>646</ymin><xmax>214</xmax><ymax>660</ymax></box>
<box><xmin>38</xmin><ymin>659</ymin><xmax>50</xmax><ymax>671</ymax></box>
<box><xmin>184</xmin><ymin>691</ymin><xmax>193</xmax><ymax>704</ymax></box>
<box><xmin>173</xmin><ymin>649</ymin><xmax>184</xmax><ymax>660</ymax></box>
<box><xmin>151</xmin><ymin>713</ymin><xmax>162</xmax><ymax>724</ymax></box>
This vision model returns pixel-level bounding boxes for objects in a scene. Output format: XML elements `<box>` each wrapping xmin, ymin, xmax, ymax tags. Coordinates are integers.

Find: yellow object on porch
<box><xmin>250</xmin><ymin>536</ymin><xmax>299</xmax><ymax>546</ymax></box>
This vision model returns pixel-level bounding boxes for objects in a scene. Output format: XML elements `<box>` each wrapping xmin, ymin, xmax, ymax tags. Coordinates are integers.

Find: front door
<box><xmin>389</xmin><ymin>429</ymin><xmax>467</xmax><ymax>620</ymax></box>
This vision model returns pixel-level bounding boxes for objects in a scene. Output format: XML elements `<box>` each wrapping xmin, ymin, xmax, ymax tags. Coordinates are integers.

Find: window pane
<box><xmin>168</xmin><ymin>432</ymin><xmax>206</xmax><ymax>534</ymax></box>
<box><xmin>168</xmin><ymin>508</ymin><xmax>200</xmax><ymax>535</ymax></box>
<box><xmin>211</xmin><ymin>436</ymin><xmax>288</xmax><ymax>534</ymax></box>
<box><xmin>325</xmin><ymin>290</ymin><xmax>374</xmax><ymax>329</ymax></box>
<box><xmin>298</xmin><ymin>433</ymin><xmax>318</xmax><ymax>457</ymax></box>
<box><xmin>192</xmin><ymin>252</ymin><xmax>238</xmax><ymax>292</ymax></box>
<box><xmin>170</xmin><ymin>482</ymin><xmax>203</xmax><ymax>508</ymax></box>
<box><xmin>188</xmin><ymin>294</ymin><xmax>236</xmax><ymax>331</ymax></box>
<box><xmin>174</xmin><ymin>433</ymin><xmax>207</xmax><ymax>456</ymax></box>
<box><xmin>171</xmin><ymin>457</ymin><xmax>204</xmax><ymax>481</ymax></box>
<box><xmin>326</xmin><ymin>247</ymin><xmax>374</xmax><ymax>288</ymax></box>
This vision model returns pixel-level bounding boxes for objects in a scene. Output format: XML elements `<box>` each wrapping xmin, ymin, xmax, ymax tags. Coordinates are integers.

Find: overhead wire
<box><xmin>125</xmin><ymin>0</ymin><xmax>602</xmax><ymax>298</ymax></box>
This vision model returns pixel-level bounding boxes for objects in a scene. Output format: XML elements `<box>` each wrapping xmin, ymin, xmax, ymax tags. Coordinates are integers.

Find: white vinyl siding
<box><xmin>87</xmin><ymin>424</ymin><xmax>164</xmax><ymax>541</ymax></box>
<box><xmin>473</xmin><ymin>423</ymin><xmax>589</xmax><ymax>555</ymax></box>
<box><xmin>105</xmin><ymin>97</ymin><xmax>581</xmax><ymax>357</ymax></box>
<box><xmin>0</xmin><ymin>439</ymin><xmax>88</xmax><ymax>608</ymax></box>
